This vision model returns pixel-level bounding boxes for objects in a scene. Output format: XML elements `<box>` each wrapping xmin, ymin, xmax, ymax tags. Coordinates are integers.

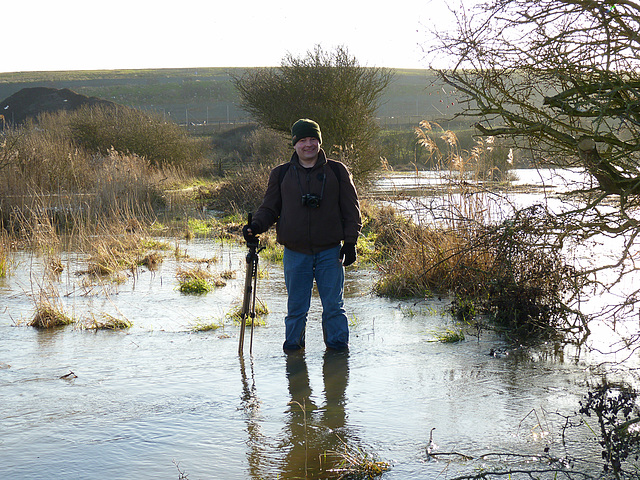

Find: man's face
<box><xmin>294</xmin><ymin>136</ymin><xmax>321</xmax><ymax>164</ymax></box>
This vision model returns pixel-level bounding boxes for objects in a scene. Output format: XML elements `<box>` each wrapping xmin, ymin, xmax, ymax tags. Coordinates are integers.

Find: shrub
<box><xmin>68</xmin><ymin>105</ymin><xmax>204</xmax><ymax>167</ymax></box>
<box><xmin>449</xmin><ymin>206</ymin><xmax>576</xmax><ymax>341</ymax></box>
<box><xmin>580</xmin><ymin>381</ymin><xmax>640</xmax><ymax>475</ymax></box>
<box><xmin>232</xmin><ymin>45</ymin><xmax>394</xmax><ymax>185</ymax></box>
<box><xmin>206</xmin><ymin>163</ymin><xmax>272</xmax><ymax>215</ymax></box>
<box><xmin>1</xmin><ymin>119</ymin><xmax>91</xmax><ymax>193</ymax></box>
<box><xmin>373</xmin><ymin>123</ymin><xmax>572</xmax><ymax>342</ymax></box>
<box><xmin>0</xmin><ymin>107</ymin><xmax>198</xmax><ymax>230</ymax></box>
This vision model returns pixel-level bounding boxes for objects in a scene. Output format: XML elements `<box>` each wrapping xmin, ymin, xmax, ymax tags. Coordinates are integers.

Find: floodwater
<box><xmin>0</xmin><ymin>170</ymin><xmax>635</xmax><ymax>479</ymax></box>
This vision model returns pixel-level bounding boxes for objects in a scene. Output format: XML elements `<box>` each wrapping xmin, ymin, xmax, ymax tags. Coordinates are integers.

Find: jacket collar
<box><xmin>291</xmin><ymin>148</ymin><xmax>327</xmax><ymax>169</ymax></box>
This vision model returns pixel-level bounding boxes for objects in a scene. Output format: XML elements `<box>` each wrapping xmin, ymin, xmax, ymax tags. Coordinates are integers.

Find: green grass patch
<box><xmin>176</xmin><ymin>265</ymin><xmax>225</xmax><ymax>294</ymax></box>
<box><xmin>187</xmin><ymin>217</ymin><xmax>218</xmax><ymax>236</ymax></box>
<box><xmin>178</xmin><ymin>277</ymin><xmax>213</xmax><ymax>294</ymax></box>
<box><xmin>228</xmin><ymin>299</ymin><xmax>269</xmax><ymax>326</ymax></box>
<box><xmin>190</xmin><ymin>320</ymin><xmax>224</xmax><ymax>332</ymax></box>
<box><xmin>433</xmin><ymin>328</ymin><xmax>465</xmax><ymax>343</ymax></box>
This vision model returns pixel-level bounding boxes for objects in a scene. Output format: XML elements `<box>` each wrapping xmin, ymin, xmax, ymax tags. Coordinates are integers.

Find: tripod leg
<box><xmin>249</xmin><ymin>257</ymin><xmax>259</xmax><ymax>354</ymax></box>
<box><xmin>238</xmin><ymin>250</ymin><xmax>255</xmax><ymax>354</ymax></box>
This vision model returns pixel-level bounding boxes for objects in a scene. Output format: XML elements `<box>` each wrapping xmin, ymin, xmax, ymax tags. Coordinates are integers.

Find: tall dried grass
<box><xmin>206</xmin><ymin>163</ymin><xmax>272</xmax><ymax>215</ymax></box>
<box><xmin>372</xmin><ymin>122</ymin><xmax>500</xmax><ymax>297</ymax></box>
<box><xmin>0</xmin><ymin>105</ymin><xmax>203</xmax><ymax>234</ymax></box>
<box><xmin>29</xmin><ymin>293</ymin><xmax>74</xmax><ymax>329</ymax></box>
<box><xmin>376</xmin><ymin>121</ymin><xmax>571</xmax><ymax>340</ymax></box>
<box><xmin>78</xmin><ymin>212</ymin><xmax>168</xmax><ymax>278</ymax></box>
<box><xmin>0</xmin><ymin>228</ymin><xmax>11</xmax><ymax>277</ymax></box>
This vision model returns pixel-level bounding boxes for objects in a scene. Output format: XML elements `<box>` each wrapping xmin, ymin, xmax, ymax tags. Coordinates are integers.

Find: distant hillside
<box><xmin>0</xmin><ymin>87</ymin><xmax>117</xmax><ymax>125</ymax></box>
<box><xmin>0</xmin><ymin>68</ymin><xmax>465</xmax><ymax>128</ymax></box>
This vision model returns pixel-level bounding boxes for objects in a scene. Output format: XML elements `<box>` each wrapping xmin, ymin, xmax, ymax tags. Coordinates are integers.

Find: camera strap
<box><xmin>278</xmin><ymin>160</ymin><xmax>341</xmax><ymax>188</ymax></box>
<box><xmin>292</xmin><ymin>163</ymin><xmax>326</xmax><ymax>201</ymax></box>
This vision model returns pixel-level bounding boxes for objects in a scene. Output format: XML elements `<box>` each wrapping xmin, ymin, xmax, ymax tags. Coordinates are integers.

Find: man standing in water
<box><xmin>243</xmin><ymin>119</ymin><xmax>362</xmax><ymax>353</ymax></box>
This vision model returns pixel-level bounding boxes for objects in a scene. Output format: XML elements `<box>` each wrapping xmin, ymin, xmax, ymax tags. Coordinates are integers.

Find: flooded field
<box><xmin>1</xmin><ymin>170</ymin><xmax>636</xmax><ymax>479</ymax></box>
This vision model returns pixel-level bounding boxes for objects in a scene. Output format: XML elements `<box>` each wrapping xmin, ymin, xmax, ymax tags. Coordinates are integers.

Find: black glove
<box><xmin>242</xmin><ymin>222</ymin><xmax>260</xmax><ymax>242</ymax></box>
<box><xmin>340</xmin><ymin>242</ymin><xmax>357</xmax><ymax>267</ymax></box>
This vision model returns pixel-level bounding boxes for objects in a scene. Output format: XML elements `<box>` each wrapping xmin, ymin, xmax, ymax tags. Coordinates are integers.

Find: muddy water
<box><xmin>0</xmin><ymin>235</ymin><xmax>612</xmax><ymax>480</ymax></box>
<box><xmin>1</xmin><ymin>167</ymin><xmax>632</xmax><ymax>479</ymax></box>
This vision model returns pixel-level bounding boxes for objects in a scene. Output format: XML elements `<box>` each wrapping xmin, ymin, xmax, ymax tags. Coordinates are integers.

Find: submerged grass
<box><xmin>81</xmin><ymin>313</ymin><xmax>133</xmax><ymax>330</ymax></box>
<box><xmin>190</xmin><ymin>320</ymin><xmax>224</xmax><ymax>332</ymax></box>
<box><xmin>86</xmin><ymin>232</ymin><xmax>164</xmax><ymax>276</ymax></box>
<box><xmin>323</xmin><ymin>436</ymin><xmax>391</xmax><ymax>479</ymax></box>
<box><xmin>433</xmin><ymin>328</ymin><xmax>465</xmax><ymax>343</ymax></box>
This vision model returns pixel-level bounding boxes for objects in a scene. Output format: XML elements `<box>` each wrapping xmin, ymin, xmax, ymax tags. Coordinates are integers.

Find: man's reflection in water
<box><xmin>282</xmin><ymin>349</ymin><xmax>350</xmax><ymax>479</ymax></box>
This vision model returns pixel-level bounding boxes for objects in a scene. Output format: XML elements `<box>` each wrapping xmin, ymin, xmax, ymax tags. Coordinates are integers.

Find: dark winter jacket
<box><xmin>252</xmin><ymin>149</ymin><xmax>361</xmax><ymax>255</ymax></box>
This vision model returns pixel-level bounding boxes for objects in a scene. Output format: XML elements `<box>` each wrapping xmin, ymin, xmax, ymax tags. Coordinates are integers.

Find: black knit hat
<box><xmin>291</xmin><ymin>118</ymin><xmax>322</xmax><ymax>146</ymax></box>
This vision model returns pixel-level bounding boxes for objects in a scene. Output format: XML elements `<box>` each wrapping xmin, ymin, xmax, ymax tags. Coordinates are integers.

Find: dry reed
<box><xmin>323</xmin><ymin>435</ymin><xmax>390</xmax><ymax>478</ymax></box>
<box><xmin>374</xmin><ymin>122</ymin><xmax>507</xmax><ymax>297</ymax></box>
<box><xmin>0</xmin><ymin>228</ymin><xmax>11</xmax><ymax>277</ymax></box>
<box><xmin>29</xmin><ymin>295</ymin><xmax>74</xmax><ymax>329</ymax></box>
<box><xmin>376</xmin><ymin>121</ymin><xmax>573</xmax><ymax>341</ymax></box>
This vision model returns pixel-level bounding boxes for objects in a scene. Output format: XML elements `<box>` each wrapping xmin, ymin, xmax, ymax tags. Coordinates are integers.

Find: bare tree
<box><xmin>428</xmin><ymin>0</ymin><xmax>640</xmax><ymax>346</ymax></box>
<box><xmin>231</xmin><ymin>45</ymin><xmax>394</xmax><ymax>183</ymax></box>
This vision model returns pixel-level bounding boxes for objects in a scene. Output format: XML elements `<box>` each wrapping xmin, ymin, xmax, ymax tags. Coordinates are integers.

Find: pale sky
<box><xmin>3</xmin><ymin>0</ymin><xmax>460</xmax><ymax>73</ymax></box>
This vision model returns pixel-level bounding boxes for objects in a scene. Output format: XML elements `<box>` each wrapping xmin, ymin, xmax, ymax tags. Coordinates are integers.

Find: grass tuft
<box><xmin>82</xmin><ymin>313</ymin><xmax>133</xmax><ymax>330</ymax></box>
<box><xmin>190</xmin><ymin>320</ymin><xmax>224</xmax><ymax>332</ymax></box>
<box><xmin>176</xmin><ymin>266</ymin><xmax>225</xmax><ymax>294</ymax></box>
<box><xmin>323</xmin><ymin>436</ymin><xmax>391</xmax><ymax>479</ymax></box>
<box><xmin>179</xmin><ymin>278</ymin><xmax>212</xmax><ymax>294</ymax></box>
<box><xmin>228</xmin><ymin>299</ymin><xmax>269</xmax><ymax>326</ymax></box>
<box><xmin>433</xmin><ymin>328</ymin><xmax>465</xmax><ymax>343</ymax></box>
<box><xmin>29</xmin><ymin>298</ymin><xmax>74</xmax><ymax>329</ymax></box>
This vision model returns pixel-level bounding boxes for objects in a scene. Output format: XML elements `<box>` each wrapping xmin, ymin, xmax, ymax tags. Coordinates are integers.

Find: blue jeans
<box><xmin>283</xmin><ymin>245</ymin><xmax>348</xmax><ymax>351</ymax></box>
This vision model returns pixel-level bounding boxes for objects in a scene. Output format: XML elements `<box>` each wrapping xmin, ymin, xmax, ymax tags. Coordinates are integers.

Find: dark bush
<box><xmin>580</xmin><ymin>381</ymin><xmax>640</xmax><ymax>474</ymax></box>
<box><xmin>69</xmin><ymin>105</ymin><xmax>204</xmax><ymax>167</ymax></box>
<box><xmin>450</xmin><ymin>205</ymin><xmax>578</xmax><ymax>342</ymax></box>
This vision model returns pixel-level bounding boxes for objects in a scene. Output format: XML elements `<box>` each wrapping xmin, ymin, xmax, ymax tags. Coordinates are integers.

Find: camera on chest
<box><xmin>301</xmin><ymin>193</ymin><xmax>321</xmax><ymax>208</ymax></box>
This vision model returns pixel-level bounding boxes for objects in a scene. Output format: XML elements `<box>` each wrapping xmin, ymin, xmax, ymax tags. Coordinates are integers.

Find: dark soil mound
<box><xmin>0</xmin><ymin>87</ymin><xmax>116</xmax><ymax>125</ymax></box>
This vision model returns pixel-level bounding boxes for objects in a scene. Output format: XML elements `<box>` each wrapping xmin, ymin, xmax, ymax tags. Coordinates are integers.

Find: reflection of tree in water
<box><xmin>281</xmin><ymin>349</ymin><xmax>355</xmax><ymax>479</ymax></box>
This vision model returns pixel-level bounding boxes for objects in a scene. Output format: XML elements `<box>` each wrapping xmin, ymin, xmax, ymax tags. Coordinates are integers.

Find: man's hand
<box><xmin>340</xmin><ymin>242</ymin><xmax>357</xmax><ymax>267</ymax></box>
<box><xmin>243</xmin><ymin>222</ymin><xmax>260</xmax><ymax>242</ymax></box>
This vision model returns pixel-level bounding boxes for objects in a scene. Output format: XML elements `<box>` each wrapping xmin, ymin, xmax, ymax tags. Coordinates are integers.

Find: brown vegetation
<box><xmin>372</xmin><ymin>124</ymin><xmax>577</xmax><ymax>342</ymax></box>
<box><xmin>29</xmin><ymin>295</ymin><xmax>74</xmax><ymax>329</ymax></box>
